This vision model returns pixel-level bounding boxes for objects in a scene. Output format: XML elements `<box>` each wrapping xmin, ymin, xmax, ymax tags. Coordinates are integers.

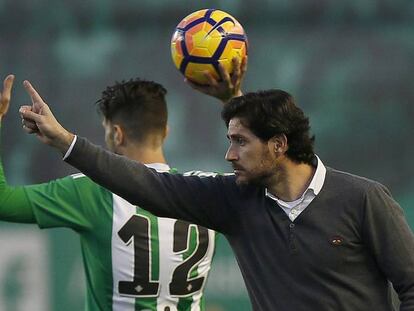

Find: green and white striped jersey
<box><xmin>23</xmin><ymin>163</ymin><xmax>217</xmax><ymax>311</ymax></box>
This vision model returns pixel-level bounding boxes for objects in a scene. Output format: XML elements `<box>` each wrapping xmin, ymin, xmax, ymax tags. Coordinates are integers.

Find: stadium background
<box><xmin>0</xmin><ymin>1</ymin><xmax>413</xmax><ymax>310</ymax></box>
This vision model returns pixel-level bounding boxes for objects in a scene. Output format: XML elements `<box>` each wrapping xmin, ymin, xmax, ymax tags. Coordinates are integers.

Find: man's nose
<box><xmin>225</xmin><ymin>146</ymin><xmax>238</xmax><ymax>162</ymax></box>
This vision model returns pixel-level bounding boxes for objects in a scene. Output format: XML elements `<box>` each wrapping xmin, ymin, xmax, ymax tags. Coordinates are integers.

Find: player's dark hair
<box><xmin>96</xmin><ymin>78</ymin><xmax>167</xmax><ymax>143</ymax></box>
<box><xmin>222</xmin><ymin>89</ymin><xmax>315</xmax><ymax>165</ymax></box>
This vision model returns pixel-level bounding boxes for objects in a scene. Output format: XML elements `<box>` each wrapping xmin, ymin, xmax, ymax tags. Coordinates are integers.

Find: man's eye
<box><xmin>237</xmin><ymin>138</ymin><xmax>245</xmax><ymax>145</ymax></box>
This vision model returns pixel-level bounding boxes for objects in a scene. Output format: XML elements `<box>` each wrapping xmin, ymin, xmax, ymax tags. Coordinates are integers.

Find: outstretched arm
<box><xmin>0</xmin><ymin>77</ymin><xmax>109</xmax><ymax>230</ymax></box>
<box><xmin>20</xmin><ymin>81</ymin><xmax>234</xmax><ymax>232</ymax></box>
<box><xmin>0</xmin><ymin>75</ymin><xmax>35</xmax><ymax>223</ymax></box>
<box><xmin>65</xmin><ymin>136</ymin><xmax>232</xmax><ymax>231</ymax></box>
<box><xmin>20</xmin><ymin>80</ymin><xmax>74</xmax><ymax>153</ymax></box>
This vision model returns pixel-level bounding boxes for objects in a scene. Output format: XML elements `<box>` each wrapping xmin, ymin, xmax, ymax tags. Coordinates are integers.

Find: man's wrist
<box><xmin>62</xmin><ymin>134</ymin><xmax>77</xmax><ymax>160</ymax></box>
<box><xmin>221</xmin><ymin>90</ymin><xmax>243</xmax><ymax>105</ymax></box>
<box><xmin>54</xmin><ymin>130</ymin><xmax>75</xmax><ymax>155</ymax></box>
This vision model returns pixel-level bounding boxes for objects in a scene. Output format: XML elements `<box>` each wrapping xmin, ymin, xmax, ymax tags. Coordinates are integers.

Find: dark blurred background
<box><xmin>0</xmin><ymin>1</ymin><xmax>413</xmax><ymax>310</ymax></box>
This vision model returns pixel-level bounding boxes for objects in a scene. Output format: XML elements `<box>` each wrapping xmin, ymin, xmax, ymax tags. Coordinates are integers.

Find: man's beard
<box><xmin>235</xmin><ymin>170</ymin><xmax>273</xmax><ymax>187</ymax></box>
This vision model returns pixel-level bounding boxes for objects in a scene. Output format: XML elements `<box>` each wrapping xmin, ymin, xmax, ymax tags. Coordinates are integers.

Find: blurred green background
<box><xmin>0</xmin><ymin>1</ymin><xmax>413</xmax><ymax>310</ymax></box>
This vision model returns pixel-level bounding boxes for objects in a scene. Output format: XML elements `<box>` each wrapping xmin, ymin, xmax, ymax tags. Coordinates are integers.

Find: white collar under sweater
<box><xmin>265</xmin><ymin>155</ymin><xmax>326</xmax><ymax>221</ymax></box>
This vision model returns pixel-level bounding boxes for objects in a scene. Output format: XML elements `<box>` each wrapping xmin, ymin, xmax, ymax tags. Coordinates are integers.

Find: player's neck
<box><xmin>266</xmin><ymin>161</ymin><xmax>315</xmax><ymax>202</ymax></box>
<box><xmin>118</xmin><ymin>145</ymin><xmax>167</xmax><ymax>165</ymax></box>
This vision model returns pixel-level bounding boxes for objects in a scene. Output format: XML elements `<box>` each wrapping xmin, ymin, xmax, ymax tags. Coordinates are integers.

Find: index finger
<box><xmin>23</xmin><ymin>80</ymin><xmax>45</xmax><ymax>104</ymax></box>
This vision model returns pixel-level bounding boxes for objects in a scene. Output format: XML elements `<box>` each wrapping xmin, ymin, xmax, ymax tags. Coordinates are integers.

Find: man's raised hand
<box><xmin>185</xmin><ymin>56</ymin><xmax>247</xmax><ymax>104</ymax></box>
<box><xmin>20</xmin><ymin>80</ymin><xmax>74</xmax><ymax>153</ymax></box>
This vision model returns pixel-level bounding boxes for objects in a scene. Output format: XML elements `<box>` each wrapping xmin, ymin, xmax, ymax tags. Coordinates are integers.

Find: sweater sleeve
<box><xmin>65</xmin><ymin>136</ymin><xmax>235</xmax><ymax>233</ymax></box>
<box><xmin>362</xmin><ymin>182</ymin><xmax>414</xmax><ymax>310</ymax></box>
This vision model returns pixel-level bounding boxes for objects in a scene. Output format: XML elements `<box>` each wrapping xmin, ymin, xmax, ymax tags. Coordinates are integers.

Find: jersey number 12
<box><xmin>117</xmin><ymin>214</ymin><xmax>210</xmax><ymax>297</ymax></box>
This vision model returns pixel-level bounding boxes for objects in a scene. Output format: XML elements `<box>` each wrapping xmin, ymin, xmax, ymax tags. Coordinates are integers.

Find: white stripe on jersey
<box><xmin>70</xmin><ymin>173</ymin><xmax>86</xmax><ymax>179</ymax></box>
<box><xmin>112</xmin><ymin>195</ymin><xmax>137</xmax><ymax>311</ymax></box>
<box><xmin>156</xmin><ymin>219</ymin><xmax>180</xmax><ymax>310</ymax></box>
<box><xmin>189</xmin><ymin>229</ymin><xmax>216</xmax><ymax>311</ymax></box>
<box><xmin>183</xmin><ymin>170</ymin><xmax>234</xmax><ymax>177</ymax></box>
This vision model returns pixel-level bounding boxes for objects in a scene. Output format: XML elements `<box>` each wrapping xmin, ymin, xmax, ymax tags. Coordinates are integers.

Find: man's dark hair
<box><xmin>96</xmin><ymin>78</ymin><xmax>167</xmax><ymax>143</ymax></box>
<box><xmin>222</xmin><ymin>89</ymin><xmax>315</xmax><ymax>165</ymax></box>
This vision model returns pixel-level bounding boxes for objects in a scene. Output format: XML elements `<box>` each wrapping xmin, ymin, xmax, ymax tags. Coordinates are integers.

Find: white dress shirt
<box><xmin>265</xmin><ymin>156</ymin><xmax>326</xmax><ymax>221</ymax></box>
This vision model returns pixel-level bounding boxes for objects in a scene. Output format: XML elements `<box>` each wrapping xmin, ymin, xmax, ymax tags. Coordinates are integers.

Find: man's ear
<box><xmin>270</xmin><ymin>134</ymin><xmax>288</xmax><ymax>154</ymax></box>
<box><xmin>164</xmin><ymin>125</ymin><xmax>169</xmax><ymax>140</ymax></box>
<box><xmin>113</xmin><ymin>124</ymin><xmax>124</xmax><ymax>146</ymax></box>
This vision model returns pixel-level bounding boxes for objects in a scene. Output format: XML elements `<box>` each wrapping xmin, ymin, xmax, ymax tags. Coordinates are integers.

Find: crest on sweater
<box><xmin>330</xmin><ymin>235</ymin><xmax>344</xmax><ymax>246</ymax></box>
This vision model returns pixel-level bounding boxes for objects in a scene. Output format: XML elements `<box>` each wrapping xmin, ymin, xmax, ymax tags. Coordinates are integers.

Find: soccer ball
<box><xmin>171</xmin><ymin>9</ymin><xmax>248</xmax><ymax>85</ymax></box>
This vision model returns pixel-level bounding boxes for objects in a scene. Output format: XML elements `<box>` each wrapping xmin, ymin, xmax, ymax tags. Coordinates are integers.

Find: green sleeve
<box><xmin>0</xmin><ymin>171</ymin><xmax>36</xmax><ymax>223</ymax></box>
<box><xmin>0</xmin><ymin>124</ymin><xmax>107</xmax><ymax>229</ymax></box>
<box><xmin>0</xmin><ymin>123</ymin><xmax>91</xmax><ymax>228</ymax></box>
<box><xmin>1</xmin><ymin>148</ymin><xmax>110</xmax><ymax>230</ymax></box>
<box><xmin>25</xmin><ymin>174</ymin><xmax>107</xmax><ymax>231</ymax></box>
<box><xmin>0</xmin><ymin>161</ymin><xmax>99</xmax><ymax>230</ymax></box>
<box><xmin>0</xmin><ymin>139</ymin><xmax>35</xmax><ymax>223</ymax></box>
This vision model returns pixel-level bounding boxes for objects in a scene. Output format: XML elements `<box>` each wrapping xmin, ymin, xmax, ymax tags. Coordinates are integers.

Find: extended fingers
<box><xmin>23</xmin><ymin>80</ymin><xmax>44</xmax><ymax>105</ymax></box>
<box><xmin>240</xmin><ymin>55</ymin><xmax>248</xmax><ymax>78</ymax></box>
<box><xmin>218</xmin><ymin>62</ymin><xmax>231</xmax><ymax>85</ymax></box>
<box><xmin>231</xmin><ymin>58</ymin><xmax>241</xmax><ymax>86</ymax></box>
<box><xmin>203</xmin><ymin>71</ymin><xmax>218</xmax><ymax>87</ymax></box>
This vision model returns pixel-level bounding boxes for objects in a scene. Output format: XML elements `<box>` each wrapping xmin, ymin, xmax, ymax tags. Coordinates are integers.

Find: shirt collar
<box><xmin>308</xmin><ymin>155</ymin><xmax>326</xmax><ymax>195</ymax></box>
<box><xmin>265</xmin><ymin>155</ymin><xmax>326</xmax><ymax>200</ymax></box>
<box><xmin>145</xmin><ymin>163</ymin><xmax>170</xmax><ymax>173</ymax></box>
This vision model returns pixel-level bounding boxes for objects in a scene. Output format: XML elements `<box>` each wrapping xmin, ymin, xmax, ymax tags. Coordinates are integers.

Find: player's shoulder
<box><xmin>64</xmin><ymin>173</ymin><xmax>114</xmax><ymax>209</ymax></box>
<box><xmin>67</xmin><ymin>173</ymin><xmax>106</xmax><ymax>191</ymax></box>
